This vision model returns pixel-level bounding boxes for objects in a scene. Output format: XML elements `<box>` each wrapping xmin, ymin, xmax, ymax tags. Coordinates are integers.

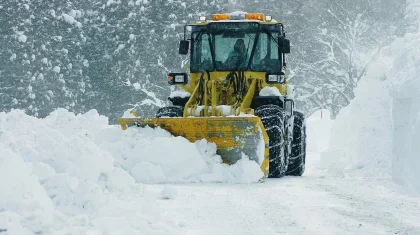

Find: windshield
<box><xmin>190</xmin><ymin>23</ymin><xmax>282</xmax><ymax>72</ymax></box>
<box><xmin>210</xmin><ymin>22</ymin><xmax>258</xmax><ymax>71</ymax></box>
<box><xmin>250</xmin><ymin>31</ymin><xmax>281</xmax><ymax>72</ymax></box>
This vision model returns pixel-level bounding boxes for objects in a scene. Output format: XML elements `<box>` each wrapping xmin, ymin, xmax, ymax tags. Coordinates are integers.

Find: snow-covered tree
<box><xmin>293</xmin><ymin>0</ymin><xmax>408</xmax><ymax>117</ymax></box>
<box><xmin>0</xmin><ymin>0</ymin><xmax>411</xmax><ymax>121</ymax></box>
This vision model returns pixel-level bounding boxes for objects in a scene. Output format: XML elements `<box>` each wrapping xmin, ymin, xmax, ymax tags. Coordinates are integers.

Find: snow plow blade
<box><xmin>117</xmin><ymin>117</ymin><xmax>269</xmax><ymax>176</ymax></box>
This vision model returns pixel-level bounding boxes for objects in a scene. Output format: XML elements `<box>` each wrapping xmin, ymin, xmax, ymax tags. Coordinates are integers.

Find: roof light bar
<box><xmin>212</xmin><ymin>14</ymin><xmax>230</xmax><ymax>21</ymax></box>
<box><xmin>199</xmin><ymin>16</ymin><xmax>206</xmax><ymax>22</ymax></box>
<box><xmin>265</xmin><ymin>15</ymin><xmax>272</xmax><ymax>22</ymax></box>
<box><xmin>245</xmin><ymin>13</ymin><xmax>264</xmax><ymax>21</ymax></box>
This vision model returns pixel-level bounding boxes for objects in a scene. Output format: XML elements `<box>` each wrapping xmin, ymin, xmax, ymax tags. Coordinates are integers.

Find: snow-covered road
<box><xmin>2</xmin><ymin>109</ymin><xmax>420</xmax><ymax>235</ymax></box>
<box><xmin>146</xmin><ymin>153</ymin><xmax>420</xmax><ymax>235</ymax></box>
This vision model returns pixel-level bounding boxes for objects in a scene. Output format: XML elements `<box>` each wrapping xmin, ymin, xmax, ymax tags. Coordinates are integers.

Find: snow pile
<box><xmin>0</xmin><ymin>109</ymin><xmax>264</xmax><ymax>185</ymax></box>
<box><xmin>388</xmin><ymin>32</ymin><xmax>420</xmax><ymax>192</ymax></box>
<box><xmin>96</xmin><ymin>128</ymin><xmax>263</xmax><ymax>183</ymax></box>
<box><xmin>0</xmin><ymin>148</ymin><xmax>54</xmax><ymax>234</ymax></box>
<box><xmin>320</xmin><ymin>58</ymin><xmax>393</xmax><ymax>177</ymax></box>
<box><xmin>228</xmin><ymin>11</ymin><xmax>247</xmax><ymax>19</ymax></box>
<box><xmin>169</xmin><ymin>90</ymin><xmax>191</xmax><ymax>98</ymax></box>
<box><xmin>0</xmin><ymin>108</ymin><xmax>263</xmax><ymax>234</ymax></box>
<box><xmin>0</xmin><ymin>109</ymin><xmax>145</xmax><ymax>234</ymax></box>
<box><xmin>320</xmin><ymin>31</ymin><xmax>420</xmax><ymax>192</ymax></box>
<box><xmin>259</xmin><ymin>86</ymin><xmax>282</xmax><ymax>97</ymax></box>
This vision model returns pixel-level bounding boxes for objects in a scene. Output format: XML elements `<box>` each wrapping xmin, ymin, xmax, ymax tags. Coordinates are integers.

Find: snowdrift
<box><xmin>388</xmin><ymin>33</ymin><xmax>420</xmax><ymax>192</ymax></box>
<box><xmin>0</xmin><ymin>108</ymin><xmax>263</xmax><ymax>185</ymax></box>
<box><xmin>0</xmin><ymin>108</ymin><xmax>263</xmax><ymax>234</ymax></box>
<box><xmin>320</xmin><ymin>70</ymin><xmax>393</xmax><ymax>177</ymax></box>
<box><xmin>321</xmin><ymin>32</ymin><xmax>420</xmax><ymax>192</ymax></box>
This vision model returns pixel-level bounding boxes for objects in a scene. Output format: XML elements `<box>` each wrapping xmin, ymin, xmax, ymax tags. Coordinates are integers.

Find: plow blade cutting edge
<box><xmin>117</xmin><ymin>116</ymin><xmax>269</xmax><ymax>176</ymax></box>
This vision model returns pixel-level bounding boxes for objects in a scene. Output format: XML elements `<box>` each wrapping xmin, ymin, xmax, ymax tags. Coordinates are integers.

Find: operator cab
<box><xmin>179</xmin><ymin>13</ymin><xmax>290</xmax><ymax>74</ymax></box>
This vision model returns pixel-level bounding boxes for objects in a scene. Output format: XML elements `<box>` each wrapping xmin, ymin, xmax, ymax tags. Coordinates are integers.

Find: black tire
<box><xmin>255</xmin><ymin>105</ymin><xmax>287</xmax><ymax>178</ymax></box>
<box><xmin>286</xmin><ymin>111</ymin><xmax>306</xmax><ymax>176</ymax></box>
<box><xmin>156</xmin><ymin>106</ymin><xmax>183</xmax><ymax>118</ymax></box>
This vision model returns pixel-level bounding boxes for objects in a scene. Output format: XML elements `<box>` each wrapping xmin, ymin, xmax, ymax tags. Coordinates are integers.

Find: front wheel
<box><xmin>255</xmin><ymin>105</ymin><xmax>288</xmax><ymax>178</ymax></box>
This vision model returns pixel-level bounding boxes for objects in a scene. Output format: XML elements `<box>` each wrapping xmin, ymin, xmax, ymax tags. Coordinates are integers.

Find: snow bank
<box><xmin>0</xmin><ymin>147</ymin><xmax>54</xmax><ymax>234</ymax></box>
<box><xmin>320</xmin><ymin>58</ymin><xmax>393</xmax><ymax>178</ymax></box>
<box><xmin>0</xmin><ymin>108</ymin><xmax>263</xmax><ymax>234</ymax></box>
<box><xmin>321</xmin><ymin>31</ymin><xmax>420</xmax><ymax>192</ymax></box>
<box><xmin>259</xmin><ymin>86</ymin><xmax>282</xmax><ymax>97</ymax></box>
<box><xmin>388</xmin><ymin>33</ymin><xmax>420</xmax><ymax>192</ymax></box>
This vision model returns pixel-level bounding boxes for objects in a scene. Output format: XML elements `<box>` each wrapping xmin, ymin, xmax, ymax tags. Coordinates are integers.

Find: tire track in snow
<box><xmin>302</xmin><ymin>175</ymin><xmax>420</xmax><ymax>235</ymax></box>
<box><xmin>148</xmin><ymin>170</ymin><xmax>420</xmax><ymax>235</ymax></box>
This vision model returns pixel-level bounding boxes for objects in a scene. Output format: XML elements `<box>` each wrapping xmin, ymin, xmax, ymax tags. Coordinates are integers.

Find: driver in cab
<box><xmin>224</xmin><ymin>39</ymin><xmax>248</xmax><ymax>70</ymax></box>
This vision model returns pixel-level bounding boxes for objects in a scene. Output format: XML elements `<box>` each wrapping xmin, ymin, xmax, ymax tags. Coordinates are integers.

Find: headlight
<box><xmin>174</xmin><ymin>75</ymin><xmax>185</xmax><ymax>83</ymax></box>
<box><xmin>168</xmin><ymin>73</ymin><xmax>188</xmax><ymax>85</ymax></box>
<box><xmin>265</xmin><ymin>73</ymin><xmax>285</xmax><ymax>84</ymax></box>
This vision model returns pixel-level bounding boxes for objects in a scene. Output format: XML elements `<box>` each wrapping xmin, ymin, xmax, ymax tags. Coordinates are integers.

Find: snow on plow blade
<box><xmin>117</xmin><ymin>116</ymin><xmax>269</xmax><ymax>176</ymax></box>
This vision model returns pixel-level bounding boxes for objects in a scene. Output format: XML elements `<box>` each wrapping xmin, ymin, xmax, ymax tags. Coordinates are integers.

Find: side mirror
<box><xmin>284</xmin><ymin>99</ymin><xmax>294</xmax><ymax>117</ymax></box>
<box><xmin>179</xmin><ymin>40</ymin><xmax>189</xmax><ymax>55</ymax></box>
<box><xmin>278</xmin><ymin>37</ymin><xmax>290</xmax><ymax>54</ymax></box>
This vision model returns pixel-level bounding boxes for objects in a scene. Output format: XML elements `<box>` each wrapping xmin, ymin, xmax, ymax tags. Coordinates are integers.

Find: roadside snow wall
<box><xmin>320</xmin><ymin>63</ymin><xmax>393</xmax><ymax>178</ymax></box>
<box><xmin>321</xmin><ymin>32</ymin><xmax>420</xmax><ymax>192</ymax></box>
<box><xmin>389</xmin><ymin>33</ymin><xmax>420</xmax><ymax>192</ymax></box>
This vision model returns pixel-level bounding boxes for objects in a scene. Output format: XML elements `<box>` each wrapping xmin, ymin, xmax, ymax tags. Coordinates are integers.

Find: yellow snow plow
<box><xmin>117</xmin><ymin>12</ymin><xmax>307</xmax><ymax>178</ymax></box>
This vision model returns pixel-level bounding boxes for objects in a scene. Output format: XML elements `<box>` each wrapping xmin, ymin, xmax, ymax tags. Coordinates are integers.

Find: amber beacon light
<box><xmin>212</xmin><ymin>14</ymin><xmax>230</xmax><ymax>21</ymax></box>
<box><xmin>245</xmin><ymin>13</ymin><xmax>264</xmax><ymax>21</ymax></box>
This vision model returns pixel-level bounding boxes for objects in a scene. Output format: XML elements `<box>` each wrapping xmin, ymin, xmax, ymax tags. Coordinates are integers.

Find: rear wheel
<box><xmin>255</xmin><ymin>105</ymin><xmax>287</xmax><ymax>178</ymax></box>
<box><xmin>286</xmin><ymin>111</ymin><xmax>306</xmax><ymax>176</ymax></box>
<box><xmin>156</xmin><ymin>106</ymin><xmax>183</xmax><ymax>118</ymax></box>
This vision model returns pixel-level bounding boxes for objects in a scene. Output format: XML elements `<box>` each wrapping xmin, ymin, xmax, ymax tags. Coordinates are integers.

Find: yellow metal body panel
<box><xmin>188</xmin><ymin>71</ymin><xmax>286</xmax><ymax>97</ymax></box>
<box><xmin>181</xmin><ymin>71</ymin><xmax>287</xmax><ymax>118</ymax></box>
